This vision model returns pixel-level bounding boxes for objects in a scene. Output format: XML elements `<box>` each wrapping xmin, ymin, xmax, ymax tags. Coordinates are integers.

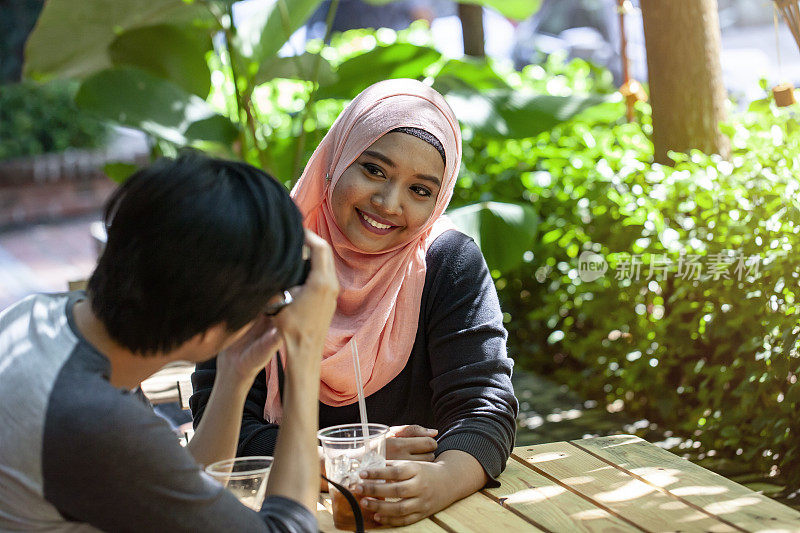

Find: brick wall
<box><xmin>0</xmin><ymin>149</ymin><xmax>147</xmax><ymax>229</ymax></box>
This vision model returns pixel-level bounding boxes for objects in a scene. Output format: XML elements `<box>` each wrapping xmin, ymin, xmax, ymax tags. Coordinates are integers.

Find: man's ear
<box><xmin>189</xmin><ymin>322</ymin><xmax>232</xmax><ymax>357</ymax></box>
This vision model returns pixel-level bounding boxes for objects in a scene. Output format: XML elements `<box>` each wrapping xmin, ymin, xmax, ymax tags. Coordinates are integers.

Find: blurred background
<box><xmin>3</xmin><ymin>0</ymin><xmax>800</xmax><ymax>506</ymax></box>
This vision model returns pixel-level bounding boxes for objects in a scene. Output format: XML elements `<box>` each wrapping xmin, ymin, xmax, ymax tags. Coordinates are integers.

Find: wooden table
<box><xmin>317</xmin><ymin>435</ymin><xmax>800</xmax><ymax>532</ymax></box>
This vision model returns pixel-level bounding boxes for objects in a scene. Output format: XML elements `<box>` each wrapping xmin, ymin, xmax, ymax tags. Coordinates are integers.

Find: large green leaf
<box><xmin>239</xmin><ymin>0</ymin><xmax>324</xmax><ymax>63</ymax></box>
<box><xmin>24</xmin><ymin>0</ymin><xmax>211</xmax><ymax>80</ymax></box>
<box><xmin>445</xmin><ymin>89</ymin><xmax>611</xmax><ymax>139</ymax></box>
<box><xmin>316</xmin><ymin>43</ymin><xmax>441</xmax><ymax>100</ymax></box>
<box><xmin>183</xmin><ymin>115</ymin><xmax>239</xmax><ymax>145</ymax></box>
<box><xmin>447</xmin><ymin>201</ymin><xmax>539</xmax><ymax>272</ymax></box>
<box><xmin>253</xmin><ymin>53</ymin><xmax>337</xmax><ymax>87</ymax></box>
<box><xmin>108</xmin><ymin>24</ymin><xmax>212</xmax><ymax>98</ymax></box>
<box><xmin>75</xmin><ymin>66</ymin><xmax>236</xmax><ymax>145</ymax></box>
<box><xmin>432</xmin><ymin>58</ymin><xmax>509</xmax><ymax>94</ymax></box>
<box><xmin>361</xmin><ymin>0</ymin><xmax>541</xmax><ymax>20</ymax></box>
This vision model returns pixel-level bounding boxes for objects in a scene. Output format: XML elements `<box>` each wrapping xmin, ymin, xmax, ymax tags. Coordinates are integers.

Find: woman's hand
<box><xmin>353</xmin><ymin>450</ymin><xmax>489</xmax><ymax>526</ymax></box>
<box><xmin>386</xmin><ymin>425</ymin><xmax>437</xmax><ymax>462</ymax></box>
<box><xmin>353</xmin><ymin>461</ymin><xmax>448</xmax><ymax>527</ymax></box>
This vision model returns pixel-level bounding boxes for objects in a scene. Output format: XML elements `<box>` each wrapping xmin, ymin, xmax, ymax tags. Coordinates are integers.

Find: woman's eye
<box><xmin>411</xmin><ymin>185</ymin><xmax>432</xmax><ymax>198</ymax></box>
<box><xmin>362</xmin><ymin>163</ymin><xmax>384</xmax><ymax>178</ymax></box>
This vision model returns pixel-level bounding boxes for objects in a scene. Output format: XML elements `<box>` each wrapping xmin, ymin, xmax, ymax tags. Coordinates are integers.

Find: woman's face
<box><xmin>331</xmin><ymin>132</ymin><xmax>445</xmax><ymax>253</ymax></box>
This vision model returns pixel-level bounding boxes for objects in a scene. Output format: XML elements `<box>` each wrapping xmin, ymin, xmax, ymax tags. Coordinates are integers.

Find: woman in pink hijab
<box><xmin>191</xmin><ymin>79</ymin><xmax>517</xmax><ymax>525</ymax></box>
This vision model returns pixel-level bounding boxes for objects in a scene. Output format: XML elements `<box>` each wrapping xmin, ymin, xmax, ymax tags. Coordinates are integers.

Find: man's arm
<box><xmin>190</xmin><ymin>361</ymin><xmax>283</xmax><ymax>457</ymax></box>
<box><xmin>186</xmin><ymin>318</ymin><xmax>282</xmax><ymax>467</ymax></box>
<box><xmin>266</xmin><ymin>230</ymin><xmax>338</xmax><ymax>510</ymax></box>
<box><xmin>187</xmin><ymin>231</ymin><xmax>337</xmax><ymax>472</ymax></box>
<box><xmin>42</xmin><ymin>377</ymin><xmax>315</xmax><ymax>532</ymax></box>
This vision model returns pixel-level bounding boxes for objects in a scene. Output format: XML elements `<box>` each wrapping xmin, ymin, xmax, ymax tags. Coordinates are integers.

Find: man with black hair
<box><xmin>0</xmin><ymin>154</ymin><xmax>338</xmax><ymax>532</ymax></box>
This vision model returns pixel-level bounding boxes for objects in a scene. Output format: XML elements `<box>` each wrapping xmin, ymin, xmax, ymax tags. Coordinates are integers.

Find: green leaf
<box><xmin>184</xmin><ymin>115</ymin><xmax>239</xmax><ymax>144</ymax></box>
<box><xmin>432</xmin><ymin>58</ymin><xmax>510</xmax><ymax>94</ymax></box>
<box><xmin>24</xmin><ymin>0</ymin><xmax>211</xmax><ymax>80</ymax></box>
<box><xmin>361</xmin><ymin>0</ymin><xmax>541</xmax><ymax>20</ymax></box>
<box><xmin>242</xmin><ymin>0</ymin><xmax>324</xmax><ymax>63</ymax></box>
<box><xmin>253</xmin><ymin>53</ymin><xmax>337</xmax><ymax>87</ymax></box>
<box><xmin>108</xmin><ymin>24</ymin><xmax>213</xmax><ymax>98</ymax></box>
<box><xmin>75</xmin><ymin>66</ymin><xmax>229</xmax><ymax>145</ymax></box>
<box><xmin>447</xmin><ymin>201</ymin><xmax>539</xmax><ymax>272</ymax></box>
<box><xmin>445</xmin><ymin>89</ymin><xmax>611</xmax><ymax>139</ymax></box>
<box><xmin>316</xmin><ymin>43</ymin><xmax>441</xmax><ymax>100</ymax></box>
<box><xmin>103</xmin><ymin>162</ymin><xmax>140</xmax><ymax>184</ymax></box>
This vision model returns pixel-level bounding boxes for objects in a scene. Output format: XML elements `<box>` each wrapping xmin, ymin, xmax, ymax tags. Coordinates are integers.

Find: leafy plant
<box><xmin>0</xmin><ymin>81</ymin><xmax>107</xmax><ymax>160</ymax></box>
<box><xmin>454</xmin><ymin>58</ymin><xmax>800</xmax><ymax>492</ymax></box>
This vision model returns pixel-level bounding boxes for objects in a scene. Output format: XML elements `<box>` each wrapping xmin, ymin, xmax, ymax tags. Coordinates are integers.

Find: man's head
<box><xmin>87</xmin><ymin>153</ymin><xmax>305</xmax><ymax>356</ymax></box>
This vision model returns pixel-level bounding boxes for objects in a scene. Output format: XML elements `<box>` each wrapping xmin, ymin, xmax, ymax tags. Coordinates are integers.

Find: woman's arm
<box><xmin>356</xmin><ymin>231</ymin><xmax>518</xmax><ymax>524</ymax></box>
<box><xmin>190</xmin><ymin>361</ymin><xmax>282</xmax><ymax>457</ymax></box>
<box><xmin>426</xmin><ymin>232</ymin><xmax>517</xmax><ymax>479</ymax></box>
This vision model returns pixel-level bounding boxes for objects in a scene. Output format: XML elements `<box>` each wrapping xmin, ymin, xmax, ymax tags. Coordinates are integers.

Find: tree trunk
<box><xmin>641</xmin><ymin>0</ymin><xmax>729</xmax><ymax>164</ymax></box>
<box><xmin>458</xmin><ymin>3</ymin><xmax>485</xmax><ymax>57</ymax></box>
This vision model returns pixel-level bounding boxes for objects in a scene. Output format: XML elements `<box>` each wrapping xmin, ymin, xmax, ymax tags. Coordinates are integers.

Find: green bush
<box><xmin>455</xmin><ymin>62</ymin><xmax>800</xmax><ymax>491</ymax></box>
<box><xmin>0</xmin><ymin>81</ymin><xmax>107</xmax><ymax>161</ymax></box>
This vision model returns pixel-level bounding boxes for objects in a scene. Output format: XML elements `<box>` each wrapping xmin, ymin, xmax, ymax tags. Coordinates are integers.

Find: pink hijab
<box><xmin>263</xmin><ymin>79</ymin><xmax>462</xmax><ymax>423</ymax></box>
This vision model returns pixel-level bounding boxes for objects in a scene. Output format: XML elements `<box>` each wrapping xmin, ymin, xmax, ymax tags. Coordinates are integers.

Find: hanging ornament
<box><xmin>772</xmin><ymin>2</ymin><xmax>798</xmax><ymax>107</ymax></box>
<box><xmin>617</xmin><ymin>0</ymin><xmax>646</xmax><ymax>121</ymax></box>
<box><xmin>773</xmin><ymin>83</ymin><xmax>796</xmax><ymax>107</ymax></box>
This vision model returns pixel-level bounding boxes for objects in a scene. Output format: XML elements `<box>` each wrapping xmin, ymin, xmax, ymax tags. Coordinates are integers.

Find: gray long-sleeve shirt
<box><xmin>0</xmin><ymin>292</ymin><xmax>316</xmax><ymax>532</ymax></box>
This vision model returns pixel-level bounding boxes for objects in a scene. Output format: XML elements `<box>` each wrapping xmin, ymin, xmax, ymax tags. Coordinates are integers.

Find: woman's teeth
<box><xmin>361</xmin><ymin>212</ymin><xmax>392</xmax><ymax>230</ymax></box>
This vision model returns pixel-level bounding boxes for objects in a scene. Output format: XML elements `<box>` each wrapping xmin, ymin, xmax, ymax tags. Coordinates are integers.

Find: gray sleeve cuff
<box><xmin>435</xmin><ymin>430</ymin><xmax>508</xmax><ymax>488</ymax></box>
<box><xmin>259</xmin><ymin>496</ymin><xmax>318</xmax><ymax>532</ymax></box>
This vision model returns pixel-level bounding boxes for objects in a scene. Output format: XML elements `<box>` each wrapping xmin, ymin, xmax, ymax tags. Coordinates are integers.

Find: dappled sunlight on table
<box><xmin>559</xmin><ymin>475</ymin><xmax>594</xmax><ymax>486</ymax></box>
<box><xmin>670</xmin><ymin>484</ymin><xmax>729</xmax><ymax>497</ymax></box>
<box><xmin>503</xmin><ymin>484</ymin><xmax>565</xmax><ymax>505</ymax></box>
<box><xmin>569</xmin><ymin>508</ymin><xmax>612</xmax><ymax>521</ymax></box>
<box><xmin>526</xmin><ymin>451</ymin><xmax>570</xmax><ymax>463</ymax></box>
<box><xmin>596</xmin><ymin>479</ymin><xmax>658</xmax><ymax>503</ymax></box>
<box><xmin>628</xmin><ymin>466</ymin><xmax>680</xmax><ymax>487</ymax></box>
<box><xmin>704</xmin><ymin>496</ymin><xmax>762</xmax><ymax>515</ymax></box>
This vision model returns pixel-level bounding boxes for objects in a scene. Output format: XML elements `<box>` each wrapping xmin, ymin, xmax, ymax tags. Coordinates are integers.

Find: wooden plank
<box><xmin>177</xmin><ymin>378</ymin><xmax>193</xmax><ymax>410</ymax></box>
<box><xmin>514</xmin><ymin>443</ymin><xmax>737</xmax><ymax>532</ymax></box>
<box><xmin>431</xmin><ymin>491</ymin><xmax>545</xmax><ymax>533</ymax></box>
<box><xmin>316</xmin><ymin>493</ymin><xmax>446</xmax><ymax>532</ymax></box>
<box><xmin>572</xmin><ymin>435</ymin><xmax>800</xmax><ymax>532</ymax></box>
<box><xmin>485</xmin><ymin>455</ymin><xmax>641</xmax><ymax>532</ymax></box>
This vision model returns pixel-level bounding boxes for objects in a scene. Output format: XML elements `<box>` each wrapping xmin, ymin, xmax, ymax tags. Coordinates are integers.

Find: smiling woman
<box><xmin>191</xmin><ymin>79</ymin><xmax>518</xmax><ymax>527</ymax></box>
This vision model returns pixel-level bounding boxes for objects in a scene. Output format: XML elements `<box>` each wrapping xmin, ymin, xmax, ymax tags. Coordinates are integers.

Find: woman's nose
<box><xmin>372</xmin><ymin>185</ymin><xmax>401</xmax><ymax>215</ymax></box>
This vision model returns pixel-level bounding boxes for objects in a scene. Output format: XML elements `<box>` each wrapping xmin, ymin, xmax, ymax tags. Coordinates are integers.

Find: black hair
<box><xmin>390</xmin><ymin>127</ymin><xmax>446</xmax><ymax>166</ymax></box>
<box><xmin>87</xmin><ymin>153</ymin><xmax>305</xmax><ymax>355</ymax></box>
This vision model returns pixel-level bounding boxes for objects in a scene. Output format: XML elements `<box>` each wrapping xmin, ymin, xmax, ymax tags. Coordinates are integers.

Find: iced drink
<box><xmin>318</xmin><ymin>424</ymin><xmax>390</xmax><ymax>531</ymax></box>
<box><xmin>331</xmin><ymin>484</ymin><xmax>383</xmax><ymax>530</ymax></box>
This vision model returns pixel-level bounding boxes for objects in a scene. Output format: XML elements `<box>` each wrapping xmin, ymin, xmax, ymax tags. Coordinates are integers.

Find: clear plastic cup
<box><xmin>318</xmin><ymin>423</ymin><xmax>389</xmax><ymax>530</ymax></box>
<box><xmin>205</xmin><ymin>456</ymin><xmax>272</xmax><ymax>511</ymax></box>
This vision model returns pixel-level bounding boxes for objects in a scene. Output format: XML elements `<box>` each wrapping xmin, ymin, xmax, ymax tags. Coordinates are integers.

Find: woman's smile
<box><xmin>356</xmin><ymin>208</ymin><xmax>400</xmax><ymax>235</ymax></box>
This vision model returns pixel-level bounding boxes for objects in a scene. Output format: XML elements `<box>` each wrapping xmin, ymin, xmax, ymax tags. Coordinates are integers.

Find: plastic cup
<box><xmin>318</xmin><ymin>423</ymin><xmax>390</xmax><ymax>531</ymax></box>
<box><xmin>205</xmin><ymin>456</ymin><xmax>272</xmax><ymax>511</ymax></box>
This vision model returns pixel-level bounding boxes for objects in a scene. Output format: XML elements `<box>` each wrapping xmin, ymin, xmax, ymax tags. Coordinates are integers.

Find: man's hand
<box><xmin>386</xmin><ymin>425</ymin><xmax>437</xmax><ymax>462</ymax></box>
<box><xmin>272</xmin><ymin>229</ymin><xmax>338</xmax><ymax>358</ymax></box>
<box><xmin>216</xmin><ymin>317</ymin><xmax>282</xmax><ymax>383</ymax></box>
<box><xmin>265</xmin><ymin>230</ymin><xmax>338</xmax><ymax>512</ymax></box>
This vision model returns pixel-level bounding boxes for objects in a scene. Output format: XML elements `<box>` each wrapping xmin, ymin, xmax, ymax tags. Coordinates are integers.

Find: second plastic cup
<box><xmin>205</xmin><ymin>456</ymin><xmax>272</xmax><ymax>511</ymax></box>
<box><xmin>318</xmin><ymin>423</ymin><xmax>390</xmax><ymax>531</ymax></box>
